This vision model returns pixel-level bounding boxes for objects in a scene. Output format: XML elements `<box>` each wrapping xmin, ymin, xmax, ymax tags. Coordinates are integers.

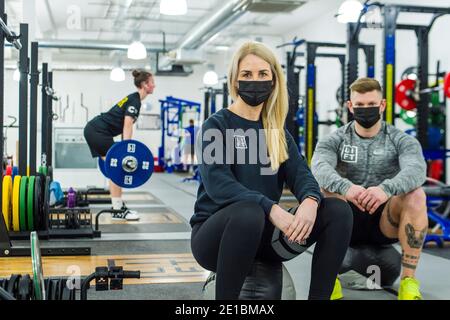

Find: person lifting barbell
<box><xmin>83</xmin><ymin>69</ymin><xmax>156</xmax><ymax>221</ymax></box>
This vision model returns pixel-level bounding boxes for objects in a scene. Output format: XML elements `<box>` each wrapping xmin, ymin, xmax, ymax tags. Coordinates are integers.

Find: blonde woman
<box><xmin>190</xmin><ymin>42</ymin><xmax>352</xmax><ymax>300</ymax></box>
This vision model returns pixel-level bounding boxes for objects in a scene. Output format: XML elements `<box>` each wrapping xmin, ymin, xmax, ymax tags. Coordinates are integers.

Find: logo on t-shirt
<box><xmin>117</xmin><ymin>96</ymin><xmax>129</xmax><ymax>108</ymax></box>
<box><xmin>127</xmin><ymin>106</ymin><xmax>137</xmax><ymax>114</ymax></box>
<box><xmin>341</xmin><ymin>145</ymin><xmax>358</xmax><ymax>163</ymax></box>
<box><xmin>234</xmin><ymin>135</ymin><xmax>247</xmax><ymax>149</ymax></box>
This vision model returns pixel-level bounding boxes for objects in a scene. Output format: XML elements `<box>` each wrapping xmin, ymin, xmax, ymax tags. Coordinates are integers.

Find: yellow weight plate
<box><xmin>2</xmin><ymin>176</ymin><xmax>13</xmax><ymax>231</ymax></box>
<box><xmin>12</xmin><ymin>175</ymin><xmax>22</xmax><ymax>232</ymax></box>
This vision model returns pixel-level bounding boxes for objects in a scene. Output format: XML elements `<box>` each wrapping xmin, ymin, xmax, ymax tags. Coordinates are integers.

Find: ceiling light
<box><xmin>203</xmin><ymin>70</ymin><xmax>218</xmax><ymax>86</ymax></box>
<box><xmin>336</xmin><ymin>0</ymin><xmax>364</xmax><ymax>23</ymax></box>
<box><xmin>215</xmin><ymin>45</ymin><xmax>230</xmax><ymax>51</ymax></box>
<box><xmin>110</xmin><ymin>67</ymin><xmax>125</xmax><ymax>82</ymax></box>
<box><xmin>127</xmin><ymin>41</ymin><xmax>147</xmax><ymax>60</ymax></box>
<box><xmin>160</xmin><ymin>0</ymin><xmax>187</xmax><ymax>16</ymax></box>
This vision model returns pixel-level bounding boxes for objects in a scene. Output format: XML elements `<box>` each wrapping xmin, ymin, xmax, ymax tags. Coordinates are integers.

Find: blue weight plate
<box><xmin>104</xmin><ymin>140</ymin><xmax>154</xmax><ymax>188</ymax></box>
<box><xmin>98</xmin><ymin>157</ymin><xmax>108</xmax><ymax>178</ymax></box>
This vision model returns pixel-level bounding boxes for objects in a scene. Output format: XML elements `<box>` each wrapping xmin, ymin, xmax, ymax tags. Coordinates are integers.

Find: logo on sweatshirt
<box><xmin>234</xmin><ymin>135</ymin><xmax>247</xmax><ymax>149</ymax></box>
<box><xmin>341</xmin><ymin>145</ymin><xmax>358</xmax><ymax>163</ymax></box>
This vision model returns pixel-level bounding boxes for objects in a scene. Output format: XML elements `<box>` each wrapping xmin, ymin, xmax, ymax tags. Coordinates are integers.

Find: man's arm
<box><xmin>311</xmin><ymin>133</ymin><xmax>354</xmax><ymax>196</ymax></box>
<box><xmin>379</xmin><ymin>134</ymin><xmax>427</xmax><ymax>197</ymax></box>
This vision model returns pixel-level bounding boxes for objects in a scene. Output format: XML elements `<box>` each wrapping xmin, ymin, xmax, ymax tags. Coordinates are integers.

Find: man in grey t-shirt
<box><xmin>311</xmin><ymin>78</ymin><xmax>428</xmax><ymax>300</ymax></box>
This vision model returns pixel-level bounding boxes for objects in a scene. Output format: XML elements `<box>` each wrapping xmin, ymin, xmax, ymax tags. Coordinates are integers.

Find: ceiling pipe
<box><xmin>176</xmin><ymin>0</ymin><xmax>250</xmax><ymax>50</ymax></box>
<box><xmin>5</xmin><ymin>40</ymin><xmax>166</xmax><ymax>52</ymax></box>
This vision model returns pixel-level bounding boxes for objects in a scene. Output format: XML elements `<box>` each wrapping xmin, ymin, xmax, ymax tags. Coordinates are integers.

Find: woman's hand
<box><xmin>285</xmin><ymin>198</ymin><xmax>318</xmax><ymax>244</ymax></box>
<box><xmin>268</xmin><ymin>204</ymin><xmax>295</xmax><ymax>235</ymax></box>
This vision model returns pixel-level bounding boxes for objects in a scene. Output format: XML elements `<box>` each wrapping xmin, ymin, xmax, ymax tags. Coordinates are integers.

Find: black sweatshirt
<box><xmin>190</xmin><ymin>108</ymin><xmax>323</xmax><ymax>227</ymax></box>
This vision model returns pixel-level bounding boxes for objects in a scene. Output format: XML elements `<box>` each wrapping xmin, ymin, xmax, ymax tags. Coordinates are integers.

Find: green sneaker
<box><xmin>331</xmin><ymin>278</ymin><xmax>343</xmax><ymax>300</ymax></box>
<box><xmin>398</xmin><ymin>277</ymin><xmax>422</xmax><ymax>300</ymax></box>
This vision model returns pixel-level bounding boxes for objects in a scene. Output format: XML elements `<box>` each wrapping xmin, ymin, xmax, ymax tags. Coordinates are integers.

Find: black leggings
<box><xmin>191</xmin><ymin>198</ymin><xmax>353</xmax><ymax>300</ymax></box>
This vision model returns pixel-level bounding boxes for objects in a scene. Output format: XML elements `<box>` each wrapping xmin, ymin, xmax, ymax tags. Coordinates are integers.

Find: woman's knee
<box><xmin>226</xmin><ymin>200</ymin><xmax>266</xmax><ymax>231</ymax></box>
<box><xmin>319</xmin><ymin>198</ymin><xmax>353</xmax><ymax>231</ymax></box>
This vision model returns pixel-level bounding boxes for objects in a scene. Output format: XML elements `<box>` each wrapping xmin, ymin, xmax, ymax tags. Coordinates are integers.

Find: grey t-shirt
<box><xmin>311</xmin><ymin>121</ymin><xmax>427</xmax><ymax>198</ymax></box>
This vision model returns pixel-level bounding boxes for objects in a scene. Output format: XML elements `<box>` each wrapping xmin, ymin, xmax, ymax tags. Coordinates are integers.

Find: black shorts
<box><xmin>349</xmin><ymin>201</ymin><xmax>398</xmax><ymax>246</ymax></box>
<box><xmin>84</xmin><ymin>120</ymin><xmax>115</xmax><ymax>158</ymax></box>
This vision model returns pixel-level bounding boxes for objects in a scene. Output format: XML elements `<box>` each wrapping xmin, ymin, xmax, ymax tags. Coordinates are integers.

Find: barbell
<box><xmin>395</xmin><ymin>72</ymin><xmax>450</xmax><ymax>110</ymax></box>
<box><xmin>98</xmin><ymin>139</ymin><xmax>154</xmax><ymax>188</ymax></box>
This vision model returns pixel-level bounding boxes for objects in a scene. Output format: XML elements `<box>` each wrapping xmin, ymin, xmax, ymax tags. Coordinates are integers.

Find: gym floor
<box><xmin>3</xmin><ymin>172</ymin><xmax>450</xmax><ymax>300</ymax></box>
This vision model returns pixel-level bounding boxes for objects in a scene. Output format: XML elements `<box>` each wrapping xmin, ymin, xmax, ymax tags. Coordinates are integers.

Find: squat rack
<box><xmin>346</xmin><ymin>3</ymin><xmax>450</xmax><ymax>149</ymax></box>
<box><xmin>304</xmin><ymin>41</ymin><xmax>375</xmax><ymax>164</ymax></box>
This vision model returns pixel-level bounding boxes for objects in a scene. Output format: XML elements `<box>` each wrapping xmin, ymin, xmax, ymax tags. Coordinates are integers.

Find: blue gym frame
<box><xmin>158</xmin><ymin>96</ymin><xmax>201</xmax><ymax>169</ymax></box>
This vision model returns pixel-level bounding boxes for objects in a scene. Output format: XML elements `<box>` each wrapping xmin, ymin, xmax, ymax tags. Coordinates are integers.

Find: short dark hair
<box><xmin>350</xmin><ymin>77</ymin><xmax>382</xmax><ymax>94</ymax></box>
<box><xmin>132</xmin><ymin>69</ymin><xmax>153</xmax><ymax>88</ymax></box>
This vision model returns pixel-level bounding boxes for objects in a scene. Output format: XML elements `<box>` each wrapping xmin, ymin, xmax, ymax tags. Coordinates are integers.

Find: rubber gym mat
<box><xmin>19</xmin><ymin>176</ymin><xmax>28</xmax><ymax>231</ymax></box>
<box><xmin>12</xmin><ymin>175</ymin><xmax>22</xmax><ymax>231</ymax></box>
<box><xmin>27</xmin><ymin>176</ymin><xmax>35</xmax><ymax>230</ymax></box>
<box><xmin>423</xmin><ymin>247</ymin><xmax>450</xmax><ymax>260</ymax></box>
<box><xmin>2</xmin><ymin>175</ymin><xmax>13</xmax><ymax>231</ymax></box>
<box><xmin>90</xmin><ymin>206</ymin><xmax>190</xmax><ymax>233</ymax></box>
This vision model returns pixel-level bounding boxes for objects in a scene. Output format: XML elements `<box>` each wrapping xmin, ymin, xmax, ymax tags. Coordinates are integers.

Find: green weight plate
<box><xmin>19</xmin><ymin>176</ymin><xmax>28</xmax><ymax>231</ymax></box>
<box><xmin>38</xmin><ymin>166</ymin><xmax>47</xmax><ymax>176</ymax></box>
<box><xmin>27</xmin><ymin>176</ymin><xmax>35</xmax><ymax>230</ymax></box>
<box><xmin>31</xmin><ymin>231</ymin><xmax>46</xmax><ymax>300</ymax></box>
<box><xmin>34</xmin><ymin>176</ymin><xmax>42</xmax><ymax>230</ymax></box>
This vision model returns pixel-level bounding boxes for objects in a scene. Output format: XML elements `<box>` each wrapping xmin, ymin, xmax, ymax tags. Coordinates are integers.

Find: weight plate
<box><xmin>395</xmin><ymin>79</ymin><xmax>417</xmax><ymax>110</ymax></box>
<box><xmin>34</xmin><ymin>176</ymin><xmax>42</xmax><ymax>231</ymax></box>
<box><xmin>98</xmin><ymin>157</ymin><xmax>108</xmax><ymax>178</ymax></box>
<box><xmin>19</xmin><ymin>176</ymin><xmax>28</xmax><ymax>231</ymax></box>
<box><xmin>12</xmin><ymin>175</ymin><xmax>21</xmax><ymax>231</ymax></box>
<box><xmin>61</xmin><ymin>279</ymin><xmax>71</xmax><ymax>300</ymax></box>
<box><xmin>12</xmin><ymin>166</ymin><xmax>18</xmax><ymax>179</ymax></box>
<box><xmin>5</xmin><ymin>165</ymin><xmax>12</xmax><ymax>176</ymax></box>
<box><xmin>7</xmin><ymin>274</ymin><xmax>21</xmax><ymax>298</ymax></box>
<box><xmin>105</xmin><ymin>139</ymin><xmax>154</xmax><ymax>188</ymax></box>
<box><xmin>2</xmin><ymin>175</ymin><xmax>13</xmax><ymax>231</ymax></box>
<box><xmin>445</xmin><ymin>72</ymin><xmax>450</xmax><ymax>98</ymax></box>
<box><xmin>27</xmin><ymin>176</ymin><xmax>35</xmax><ymax>230</ymax></box>
<box><xmin>1</xmin><ymin>279</ymin><xmax>8</xmax><ymax>292</ymax></box>
<box><xmin>38</xmin><ymin>166</ymin><xmax>47</xmax><ymax>176</ymax></box>
<box><xmin>49</xmin><ymin>279</ymin><xmax>59</xmax><ymax>300</ymax></box>
<box><xmin>42</xmin><ymin>176</ymin><xmax>50</xmax><ymax>231</ymax></box>
<box><xmin>31</xmin><ymin>231</ymin><xmax>46</xmax><ymax>300</ymax></box>
<box><xmin>18</xmin><ymin>274</ymin><xmax>31</xmax><ymax>300</ymax></box>
<box><xmin>48</xmin><ymin>166</ymin><xmax>53</xmax><ymax>182</ymax></box>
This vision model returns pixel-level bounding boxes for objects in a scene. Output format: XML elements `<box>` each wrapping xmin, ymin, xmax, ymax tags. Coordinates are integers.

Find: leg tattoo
<box><xmin>401</xmin><ymin>250</ymin><xmax>419</xmax><ymax>270</ymax></box>
<box><xmin>386</xmin><ymin>200</ymin><xmax>399</xmax><ymax>229</ymax></box>
<box><xmin>405</xmin><ymin>224</ymin><xmax>427</xmax><ymax>249</ymax></box>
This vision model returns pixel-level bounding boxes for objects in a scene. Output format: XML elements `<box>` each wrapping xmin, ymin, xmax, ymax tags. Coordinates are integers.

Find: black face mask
<box><xmin>237</xmin><ymin>80</ymin><xmax>273</xmax><ymax>107</ymax></box>
<box><xmin>353</xmin><ymin>106</ymin><xmax>381</xmax><ymax>128</ymax></box>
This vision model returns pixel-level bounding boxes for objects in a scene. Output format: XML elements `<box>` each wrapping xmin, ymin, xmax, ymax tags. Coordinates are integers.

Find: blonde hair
<box><xmin>228</xmin><ymin>41</ymin><xmax>289</xmax><ymax>171</ymax></box>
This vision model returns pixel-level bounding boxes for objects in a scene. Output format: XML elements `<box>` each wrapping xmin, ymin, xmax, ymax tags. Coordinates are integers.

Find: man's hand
<box><xmin>345</xmin><ymin>185</ymin><xmax>367</xmax><ymax>211</ymax></box>
<box><xmin>285</xmin><ymin>198</ymin><xmax>318</xmax><ymax>244</ymax></box>
<box><xmin>357</xmin><ymin>186</ymin><xmax>389</xmax><ymax>214</ymax></box>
